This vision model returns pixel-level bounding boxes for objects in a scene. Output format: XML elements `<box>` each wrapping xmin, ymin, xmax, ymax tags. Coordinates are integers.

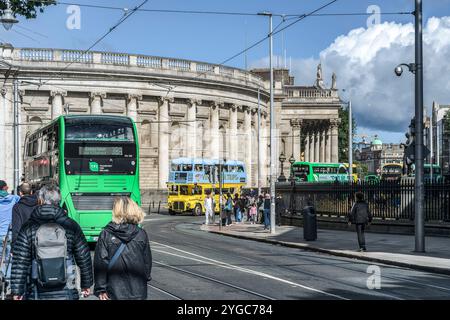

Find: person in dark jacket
<box><xmin>348</xmin><ymin>192</ymin><xmax>373</xmax><ymax>252</ymax></box>
<box><xmin>11</xmin><ymin>183</ymin><xmax>38</xmax><ymax>247</ymax></box>
<box><xmin>10</xmin><ymin>184</ymin><xmax>93</xmax><ymax>300</ymax></box>
<box><xmin>94</xmin><ymin>196</ymin><xmax>152</xmax><ymax>300</ymax></box>
<box><xmin>263</xmin><ymin>193</ymin><xmax>271</xmax><ymax>230</ymax></box>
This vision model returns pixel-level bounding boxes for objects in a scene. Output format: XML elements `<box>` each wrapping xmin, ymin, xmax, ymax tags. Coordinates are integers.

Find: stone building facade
<box><xmin>0</xmin><ymin>44</ymin><xmax>341</xmax><ymax>200</ymax></box>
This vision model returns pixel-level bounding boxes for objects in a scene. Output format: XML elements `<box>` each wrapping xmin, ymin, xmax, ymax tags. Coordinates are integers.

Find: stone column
<box><xmin>320</xmin><ymin>128</ymin><xmax>326</xmax><ymax>162</ymax></box>
<box><xmin>326</xmin><ymin>126</ymin><xmax>332</xmax><ymax>163</ymax></box>
<box><xmin>90</xmin><ymin>92</ymin><xmax>106</xmax><ymax>114</ymax></box>
<box><xmin>126</xmin><ymin>94</ymin><xmax>142</xmax><ymax>122</ymax></box>
<box><xmin>291</xmin><ymin>119</ymin><xmax>301</xmax><ymax>162</ymax></box>
<box><xmin>261</xmin><ymin>112</ymin><xmax>268</xmax><ymax>186</ymax></box>
<box><xmin>304</xmin><ymin>132</ymin><xmax>310</xmax><ymax>162</ymax></box>
<box><xmin>310</xmin><ymin>130</ymin><xmax>315</xmax><ymax>162</ymax></box>
<box><xmin>330</xmin><ymin>119</ymin><xmax>340</xmax><ymax>163</ymax></box>
<box><xmin>314</xmin><ymin>129</ymin><xmax>320</xmax><ymax>163</ymax></box>
<box><xmin>187</xmin><ymin>99</ymin><xmax>200</xmax><ymax>159</ymax></box>
<box><xmin>244</xmin><ymin>106</ymin><xmax>252</xmax><ymax>187</ymax></box>
<box><xmin>209</xmin><ymin>102</ymin><xmax>221</xmax><ymax>160</ymax></box>
<box><xmin>158</xmin><ymin>97</ymin><xmax>173</xmax><ymax>189</ymax></box>
<box><xmin>229</xmin><ymin>104</ymin><xmax>238</xmax><ymax>160</ymax></box>
<box><xmin>50</xmin><ymin>90</ymin><xmax>67</xmax><ymax>119</ymax></box>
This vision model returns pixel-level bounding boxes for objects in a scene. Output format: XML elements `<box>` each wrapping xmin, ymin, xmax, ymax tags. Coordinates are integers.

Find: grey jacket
<box><xmin>349</xmin><ymin>201</ymin><xmax>373</xmax><ymax>225</ymax></box>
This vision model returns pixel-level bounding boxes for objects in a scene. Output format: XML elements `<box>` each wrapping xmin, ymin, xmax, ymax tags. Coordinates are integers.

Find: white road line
<box><xmin>154</xmin><ymin>260</ymin><xmax>276</xmax><ymax>300</ymax></box>
<box><xmin>151</xmin><ymin>241</ymin><xmax>350</xmax><ymax>300</ymax></box>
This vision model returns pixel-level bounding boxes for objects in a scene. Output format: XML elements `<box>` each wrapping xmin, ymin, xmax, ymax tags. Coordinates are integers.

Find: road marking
<box><xmin>154</xmin><ymin>260</ymin><xmax>276</xmax><ymax>300</ymax></box>
<box><xmin>147</xmin><ymin>283</ymin><xmax>182</xmax><ymax>300</ymax></box>
<box><xmin>151</xmin><ymin>241</ymin><xmax>350</xmax><ymax>300</ymax></box>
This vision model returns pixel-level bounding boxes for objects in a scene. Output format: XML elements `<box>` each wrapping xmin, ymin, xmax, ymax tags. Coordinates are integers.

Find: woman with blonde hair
<box><xmin>94</xmin><ymin>196</ymin><xmax>152</xmax><ymax>300</ymax></box>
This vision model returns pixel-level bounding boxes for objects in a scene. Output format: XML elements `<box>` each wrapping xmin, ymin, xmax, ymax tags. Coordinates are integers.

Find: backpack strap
<box><xmin>108</xmin><ymin>242</ymin><xmax>126</xmax><ymax>272</ymax></box>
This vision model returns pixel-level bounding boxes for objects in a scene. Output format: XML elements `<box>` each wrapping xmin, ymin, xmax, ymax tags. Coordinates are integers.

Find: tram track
<box><xmin>153</xmin><ymin>260</ymin><xmax>277</xmax><ymax>300</ymax></box>
<box><xmin>147</xmin><ymin>283</ymin><xmax>183</xmax><ymax>300</ymax></box>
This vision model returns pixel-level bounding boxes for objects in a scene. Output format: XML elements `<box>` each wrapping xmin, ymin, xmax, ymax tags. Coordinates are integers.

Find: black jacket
<box><xmin>11</xmin><ymin>194</ymin><xmax>38</xmax><ymax>247</ymax></box>
<box><xmin>94</xmin><ymin>222</ymin><xmax>152</xmax><ymax>300</ymax></box>
<box><xmin>10</xmin><ymin>205</ymin><xmax>93</xmax><ymax>299</ymax></box>
<box><xmin>349</xmin><ymin>201</ymin><xmax>373</xmax><ymax>224</ymax></box>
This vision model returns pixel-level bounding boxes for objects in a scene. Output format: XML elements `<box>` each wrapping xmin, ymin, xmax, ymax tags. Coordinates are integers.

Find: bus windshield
<box><xmin>65</xmin><ymin>117</ymin><xmax>134</xmax><ymax>142</ymax></box>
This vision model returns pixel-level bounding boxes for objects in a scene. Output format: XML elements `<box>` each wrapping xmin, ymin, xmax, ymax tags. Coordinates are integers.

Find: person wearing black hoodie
<box><xmin>11</xmin><ymin>183</ymin><xmax>38</xmax><ymax>247</ymax></box>
<box><xmin>94</xmin><ymin>196</ymin><xmax>152</xmax><ymax>300</ymax></box>
<box><xmin>10</xmin><ymin>184</ymin><xmax>93</xmax><ymax>300</ymax></box>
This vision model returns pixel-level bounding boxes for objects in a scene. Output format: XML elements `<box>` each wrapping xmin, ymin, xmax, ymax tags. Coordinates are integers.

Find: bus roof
<box><xmin>171</xmin><ymin>158</ymin><xmax>244</xmax><ymax>166</ymax></box>
<box><xmin>292</xmin><ymin>161</ymin><xmax>343</xmax><ymax>167</ymax></box>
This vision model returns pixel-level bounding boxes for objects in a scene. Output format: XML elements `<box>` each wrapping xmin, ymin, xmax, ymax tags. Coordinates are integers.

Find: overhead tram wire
<box><xmin>35</xmin><ymin>0</ymin><xmax>150</xmax><ymax>88</ymax></box>
<box><xmin>161</xmin><ymin>0</ymin><xmax>340</xmax><ymax>98</ymax></box>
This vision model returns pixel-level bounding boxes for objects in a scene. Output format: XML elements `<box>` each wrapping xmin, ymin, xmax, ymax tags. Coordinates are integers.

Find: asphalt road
<box><xmin>141</xmin><ymin>213</ymin><xmax>450</xmax><ymax>300</ymax></box>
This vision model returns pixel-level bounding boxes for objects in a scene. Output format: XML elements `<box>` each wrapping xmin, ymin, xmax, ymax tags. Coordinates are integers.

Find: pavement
<box><xmin>201</xmin><ymin>221</ymin><xmax>450</xmax><ymax>275</ymax></box>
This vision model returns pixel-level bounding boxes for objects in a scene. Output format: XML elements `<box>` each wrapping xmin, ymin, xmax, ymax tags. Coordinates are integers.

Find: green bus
<box><xmin>424</xmin><ymin>164</ymin><xmax>442</xmax><ymax>183</ymax></box>
<box><xmin>291</xmin><ymin>161</ymin><xmax>350</xmax><ymax>183</ymax></box>
<box><xmin>23</xmin><ymin>115</ymin><xmax>141</xmax><ymax>242</ymax></box>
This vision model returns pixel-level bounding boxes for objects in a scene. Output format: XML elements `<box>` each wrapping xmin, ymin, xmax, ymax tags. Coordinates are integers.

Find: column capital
<box><xmin>330</xmin><ymin>118</ymin><xmax>341</xmax><ymax>128</ymax></box>
<box><xmin>187</xmin><ymin>98</ymin><xmax>202</xmax><ymax>107</ymax></box>
<box><xmin>89</xmin><ymin>91</ymin><xmax>106</xmax><ymax>99</ymax></box>
<box><xmin>290</xmin><ymin>119</ymin><xmax>303</xmax><ymax>128</ymax></box>
<box><xmin>243</xmin><ymin>106</ymin><xmax>252</xmax><ymax>114</ymax></box>
<box><xmin>127</xmin><ymin>93</ymin><xmax>143</xmax><ymax>102</ymax></box>
<box><xmin>158</xmin><ymin>96</ymin><xmax>174</xmax><ymax>105</ymax></box>
<box><xmin>230</xmin><ymin>104</ymin><xmax>239</xmax><ymax>112</ymax></box>
<box><xmin>210</xmin><ymin>101</ymin><xmax>224</xmax><ymax>109</ymax></box>
<box><xmin>50</xmin><ymin>90</ymin><xmax>67</xmax><ymax>98</ymax></box>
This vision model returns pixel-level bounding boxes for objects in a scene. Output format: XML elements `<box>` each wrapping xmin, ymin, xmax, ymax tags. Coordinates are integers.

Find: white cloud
<box><xmin>251</xmin><ymin>17</ymin><xmax>450</xmax><ymax>136</ymax></box>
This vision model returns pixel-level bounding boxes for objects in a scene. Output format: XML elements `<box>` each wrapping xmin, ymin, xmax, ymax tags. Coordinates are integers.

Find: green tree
<box><xmin>0</xmin><ymin>1</ymin><xmax>55</xmax><ymax>20</ymax></box>
<box><xmin>338</xmin><ymin>105</ymin><xmax>357</xmax><ymax>163</ymax></box>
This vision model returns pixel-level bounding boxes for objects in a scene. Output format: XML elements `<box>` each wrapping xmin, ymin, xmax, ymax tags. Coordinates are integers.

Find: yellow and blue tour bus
<box><xmin>290</xmin><ymin>161</ymin><xmax>352</xmax><ymax>183</ymax></box>
<box><xmin>23</xmin><ymin>115</ymin><xmax>141</xmax><ymax>242</ymax></box>
<box><xmin>167</xmin><ymin>158</ymin><xmax>246</xmax><ymax>215</ymax></box>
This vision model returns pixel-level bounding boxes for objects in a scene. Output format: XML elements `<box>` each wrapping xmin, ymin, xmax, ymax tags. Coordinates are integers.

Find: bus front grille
<box><xmin>72</xmin><ymin>195</ymin><xmax>115</xmax><ymax>211</ymax></box>
<box><xmin>173</xmin><ymin>201</ymin><xmax>184</xmax><ymax>211</ymax></box>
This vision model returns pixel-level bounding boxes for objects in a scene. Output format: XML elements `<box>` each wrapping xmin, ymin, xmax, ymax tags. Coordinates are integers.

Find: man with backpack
<box><xmin>10</xmin><ymin>184</ymin><xmax>93</xmax><ymax>300</ymax></box>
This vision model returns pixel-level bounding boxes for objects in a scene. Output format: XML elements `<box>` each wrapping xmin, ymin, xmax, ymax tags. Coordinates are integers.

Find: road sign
<box><xmin>405</xmin><ymin>144</ymin><xmax>430</xmax><ymax>162</ymax></box>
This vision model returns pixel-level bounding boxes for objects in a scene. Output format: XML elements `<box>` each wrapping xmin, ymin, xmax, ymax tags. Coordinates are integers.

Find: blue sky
<box><xmin>2</xmin><ymin>0</ymin><xmax>450</xmax><ymax>143</ymax></box>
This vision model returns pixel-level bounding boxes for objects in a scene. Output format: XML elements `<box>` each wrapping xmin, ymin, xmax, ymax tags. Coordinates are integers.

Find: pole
<box><xmin>219</xmin><ymin>161</ymin><xmax>222</xmax><ymax>231</ymax></box>
<box><xmin>429</xmin><ymin>121</ymin><xmax>433</xmax><ymax>181</ymax></box>
<box><xmin>257</xmin><ymin>87</ymin><xmax>261</xmax><ymax>196</ymax></box>
<box><xmin>13</xmin><ymin>78</ymin><xmax>19</xmax><ymax>194</ymax></box>
<box><xmin>348</xmin><ymin>100</ymin><xmax>353</xmax><ymax>184</ymax></box>
<box><xmin>414</xmin><ymin>0</ymin><xmax>425</xmax><ymax>252</ymax></box>
<box><xmin>269</xmin><ymin>14</ymin><xmax>276</xmax><ymax>235</ymax></box>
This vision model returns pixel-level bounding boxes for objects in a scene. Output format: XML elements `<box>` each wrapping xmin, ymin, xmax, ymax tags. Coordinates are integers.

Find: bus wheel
<box><xmin>193</xmin><ymin>204</ymin><xmax>202</xmax><ymax>216</ymax></box>
<box><xmin>169</xmin><ymin>209</ymin><xmax>176</xmax><ymax>216</ymax></box>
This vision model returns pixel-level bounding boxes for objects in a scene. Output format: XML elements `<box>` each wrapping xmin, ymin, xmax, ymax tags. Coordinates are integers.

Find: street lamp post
<box><xmin>278</xmin><ymin>153</ymin><xmax>286</xmax><ymax>182</ymax></box>
<box><xmin>258</xmin><ymin>11</ymin><xmax>276</xmax><ymax>234</ymax></box>
<box><xmin>394</xmin><ymin>0</ymin><xmax>425</xmax><ymax>252</ymax></box>
<box><xmin>0</xmin><ymin>0</ymin><xmax>18</xmax><ymax>31</ymax></box>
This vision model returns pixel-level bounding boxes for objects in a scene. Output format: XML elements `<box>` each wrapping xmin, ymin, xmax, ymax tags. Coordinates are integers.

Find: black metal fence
<box><xmin>276</xmin><ymin>180</ymin><xmax>450</xmax><ymax>223</ymax></box>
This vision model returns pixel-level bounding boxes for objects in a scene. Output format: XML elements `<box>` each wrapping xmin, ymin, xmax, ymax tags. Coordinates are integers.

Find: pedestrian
<box><xmin>263</xmin><ymin>193</ymin><xmax>271</xmax><ymax>230</ymax></box>
<box><xmin>348</xmin><ymin>192</ymin><xmax>373</xmax><ymax>252</ymax></box>
<box><xmin>0</xmin><ymin>180</ymin><xmax>20</xmax><ymax>280</ymax></box>
<box><xmin>10</xmin><ymin>183</ymin><xmax>93</xmax><ymax>300</ymax></box>
<box><xmin>219</xmin><ymin>193</ymin><xmax>227</xmax><ymax>227</ymax></box>
<box><xmin>233</xmin><ymin>193</ymin><xmax>241</xmax><ymax>223</ymax></box>
<box><xmin>11</xmin><ymin>183</ymin><xmax>38</xmax><ymax>248</ymax></box>
<box><xmin>275</xmin><ymin>194</ymin><xmax>286</xmax><ymax>227</ymax></box>
<box><xmin>94</xmin><ymin>196</ymin><xmax>152</xmax><ymax>300</ymax></box>
<box><xmin>204</xmin><ymin>192</ymin><xmax>213</xmax><ymax>225</ymax></box>
<box><xmin>239</xmin><ymin>194</ymin><xmax>247</xmax><ymax>222</ymax></box>
<box><xmin>257</xmin><ymin>194</ymin><xmax>264</xmax><ymax>224</ymax></box>
<box><xmin>249</xmin><ymin>203</ymin><xmax>257</xmax><ymax>224</ymax></box>
<box><xmin>224</xmin><ymin>193</ymin><xmax>233</xmax><ymax>226</ymax></box>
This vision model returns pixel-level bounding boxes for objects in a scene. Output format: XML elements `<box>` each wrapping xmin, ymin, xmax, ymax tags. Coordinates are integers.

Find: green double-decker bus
<box><xmin>291</xmin><ymin>161</ymin><xmax>350</xmax><ymax>183</ymax></box>
<box><xmin>23</xmin><ymin>115</ymin><xmax>141</xmax><ymax>242</ymax></box>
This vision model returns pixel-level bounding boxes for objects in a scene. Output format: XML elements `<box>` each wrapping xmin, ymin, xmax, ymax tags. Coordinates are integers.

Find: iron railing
<box><xmin>276</xmin><ymin>180</ymin><xmax>450</xmax><ymax>223</ymax></box>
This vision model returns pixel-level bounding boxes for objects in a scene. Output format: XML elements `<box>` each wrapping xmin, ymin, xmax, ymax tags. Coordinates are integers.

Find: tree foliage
<box><xmin>338</xmin><ymin>105</ymin><xmax>357</xmax><ymax>163</ymax></box>
<box><xmin>0</xmin><ymin>1</ymin><xmax>55</xmax><ymax>19</ymax></box>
